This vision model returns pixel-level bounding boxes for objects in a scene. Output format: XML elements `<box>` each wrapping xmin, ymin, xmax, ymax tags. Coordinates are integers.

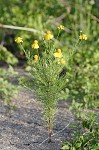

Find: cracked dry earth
<box><xmin>0</xmin><ymin>70</ymin><xmax>74</xmax><ymax>150</ymax></box>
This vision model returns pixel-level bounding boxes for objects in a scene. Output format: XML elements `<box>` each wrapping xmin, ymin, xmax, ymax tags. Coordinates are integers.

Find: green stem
<box><xmin>20</xmin><ymin>43</ymin><xmax>26</xmax><ymax>55</ymax></box>
<box><xmin>48</xmin><ymin>108</ymin><xmax>52</xmax><ymax>142</ymax></box>
<box><xmin>19</xmin><ymin>43</ymin><xmax>30</xmax><ymax>60</ymax></box>
<box><xmin>47</xmin><ymin>81</ymin><xmax>53</xmax><ymax>142</ymax></box>
<box><xmin>73</xmin><ymin>39</ymin><xmax>80</xmax><ymax>50</ymax></box>
<box><xmin>57</xmin><ymin>30</ymin><xmax>60</xmax><ymax>40</ymax></box>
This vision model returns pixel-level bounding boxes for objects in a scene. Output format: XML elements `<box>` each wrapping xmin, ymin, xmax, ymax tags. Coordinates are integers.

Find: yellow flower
<box><xmin>34</xmin><ymin>55</ymin><xmax>38</xmax><ymax>62</ymax></box>
<box><xmin>58</xmin><ymin>25</ymin><xmax>64</xmax><ymax>30</ymax></box>
<box><xmin>45</xmin><ymin>31</ymin><xmax>53</xmax><ymax>40</ymax></box>
<box><xmin>15</xmin><ymin>37</ymin><xmax>23</xmax><ymax>43</ymax></box>
<box><xmin>79</xmin><ymin>34</ymin><xmax>87</xmax><ymax>40</ymax></box>
<box><xmin>58</xmin><ymin>59</ymin><xmax>66</xmax><ymax>64</ymax></box>
<box><xmin>32</xmin><ymin>40</ymin><xmax>39</xmax><ymax>49</ymax></box>
<box><xmin>57</xmin><ymin>49</ymin><xmax>62</xmax><ymax>53</ymax></box>
<box><xmin>53</xmin><ymin>49</ymin><xmax>63</xmax><ymax>58</ymax></box>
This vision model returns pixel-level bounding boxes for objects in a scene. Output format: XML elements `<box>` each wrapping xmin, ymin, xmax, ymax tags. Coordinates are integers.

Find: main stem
<box><xmin>48</xmin><ymin>107</ymin><xmax>52</xmax><ymax>142</ymax></box>
<box><xmin>48</xmin><ymin>130</ymin><xmax>52</xmax><ymax>143</ymax></box>
<box><xmin>47</xmin><ymin>81</ymin><xmax>53</xmax><ymax>142</ymax></box>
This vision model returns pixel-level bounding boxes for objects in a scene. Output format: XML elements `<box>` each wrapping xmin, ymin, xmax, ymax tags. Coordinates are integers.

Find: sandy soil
<box><xmin>0</xmin><ymin>69</ymin><xmax>74</xmax><ymax>150</ymax></box>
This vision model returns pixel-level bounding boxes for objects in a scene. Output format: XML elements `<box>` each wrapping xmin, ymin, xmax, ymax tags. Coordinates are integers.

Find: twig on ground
<box><xmin>38</xmin><ymin>118</ymin><xmax>73</xmax><ymax>146</ymax></box>
<box><xmin>0</xmin><ymin>24</ymin><xmax>44</xmax><ymax>34</ymax></box>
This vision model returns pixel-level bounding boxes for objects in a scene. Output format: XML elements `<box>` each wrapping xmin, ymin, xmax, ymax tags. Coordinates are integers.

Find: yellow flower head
<box><xmin>45</xmin><ymin>31</ymin><xmax>53</xmax><ymax>40</ymax></box>
<box><xmin>53</xmin><ymin>49</ymin><xmax>63</xmax><ymax>58</ymax></box>
<box><xmin>34</xmin><ymin>55</ymin><xmax>38</xmax><ymax>62</ymax></box>
<box><xmin>15</xmin><ymin>37</ymin><xmax>23</xmax><ymax>43</ymax></box>
<box><xmin>58</xmin><ymin>59</ymin><xmax>66</xmax><ymax>64</ymax></box>
<box><xmin>58</xmin><ymin>25</ymin><xmax>64</xmax><ymax>30</ymax></box>
<box><xmin>57</xmin><ymin>49</ymin><xmax>62</xmax><ymax>53</ymax></box>
<box><xmin>79</xmin><ymin>34</ymin><xmax>87</xmax><ymax>40</ymax></box>
<box><xmin>32</xmin><ymin>40</ymin><xmax>39</xmax><ymax>49</ymax></box>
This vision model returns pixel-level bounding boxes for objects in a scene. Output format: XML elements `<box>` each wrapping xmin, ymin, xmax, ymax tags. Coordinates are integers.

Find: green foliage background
<box><xmin>0</xmin><ymin>0</ymin><xmax>99</xmax><ymax>147</ymax></box>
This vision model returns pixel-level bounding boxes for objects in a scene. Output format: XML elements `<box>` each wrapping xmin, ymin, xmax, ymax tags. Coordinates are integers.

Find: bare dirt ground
<box><xmin>0</xmin><ymin>68</ymin><xmax>75</xmax><ymax>150</ymax></box>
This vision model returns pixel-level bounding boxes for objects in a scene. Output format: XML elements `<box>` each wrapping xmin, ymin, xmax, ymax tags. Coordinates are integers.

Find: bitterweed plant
<box><xmin>15</xmin><ymin>26</ymin><xmax>87</xmax><ymax>142</ymax></box>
